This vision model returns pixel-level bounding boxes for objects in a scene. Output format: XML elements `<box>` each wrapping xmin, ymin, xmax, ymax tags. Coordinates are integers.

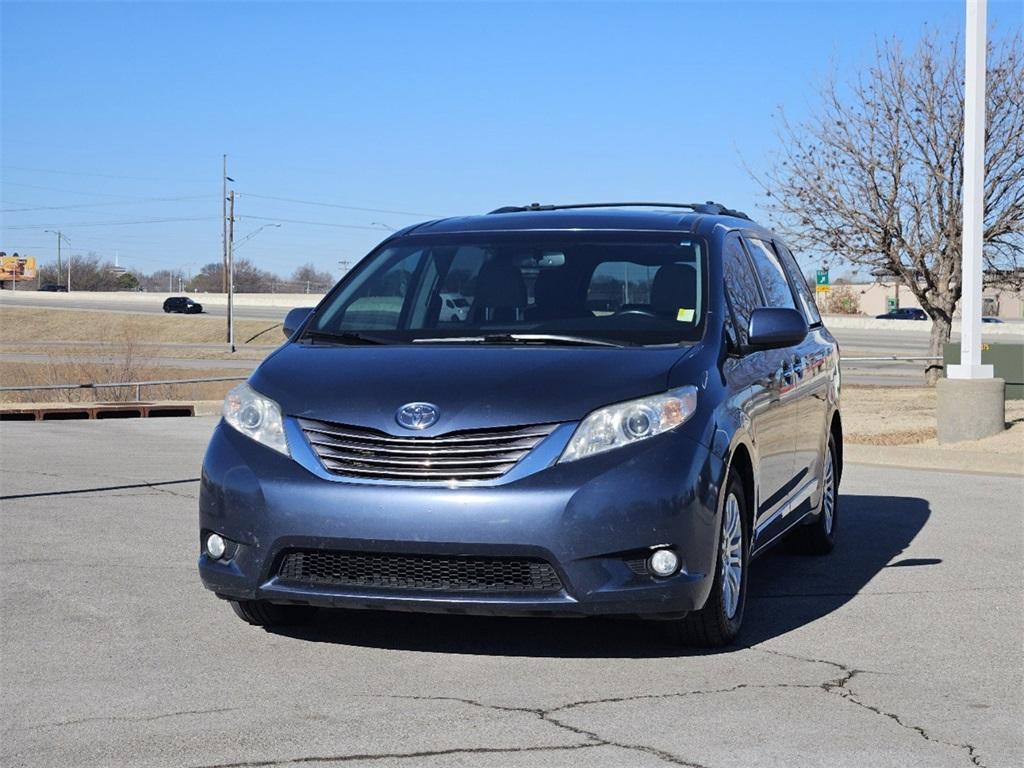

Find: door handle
<box><xmin>792</xmin><ymin>355</ymin><xmax>805</xmax><ymax>380</ymax></box>
<box><xmin>779</xmin><ymin>361</ymin><xmax>793</xmax><ymax>388</ymax></box>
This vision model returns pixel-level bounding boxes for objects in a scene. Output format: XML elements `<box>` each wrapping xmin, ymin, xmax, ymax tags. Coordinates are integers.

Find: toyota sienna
<box><xmin>198</xmin><ymin>202</ymin><xmax>842</xmax><ymax>647</ymax></box>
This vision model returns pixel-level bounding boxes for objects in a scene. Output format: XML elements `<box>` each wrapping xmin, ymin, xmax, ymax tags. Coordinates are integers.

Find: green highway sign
<box><xmin>815</xmin><ymin>269</ymin><xmax>830</xmax><ymax>293</ymax></box>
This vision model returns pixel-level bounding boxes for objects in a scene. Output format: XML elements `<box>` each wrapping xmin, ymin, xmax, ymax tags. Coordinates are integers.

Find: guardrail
<box><xmin>0</xmin><ymin>375</ymin><xmax>247</xmax><ymax>402</ymax></box>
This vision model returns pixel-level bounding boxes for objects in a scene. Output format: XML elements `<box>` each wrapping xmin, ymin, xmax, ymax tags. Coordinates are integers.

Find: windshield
<box><xmin>307</xmin><ymin>231</ymin><xmax>706</xmax><ymax>346</ymax></box>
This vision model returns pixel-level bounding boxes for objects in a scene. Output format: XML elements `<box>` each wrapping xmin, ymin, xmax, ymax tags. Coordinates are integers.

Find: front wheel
<box><xmin>669</xmin><ymin>469</ymin><xmax>749</xmax><ymax>648</ymax></box>
<box><xmin>230</xmin><ymin>600</ymin><xmax>318</xmax><ymax>627</ymax></box>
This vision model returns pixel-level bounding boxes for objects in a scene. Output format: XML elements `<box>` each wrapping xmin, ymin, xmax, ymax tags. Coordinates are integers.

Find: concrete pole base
<box><xmin>936</xmin><ymin>377</ymin><xmax>1006</xmax><ymax>444</ymax></box>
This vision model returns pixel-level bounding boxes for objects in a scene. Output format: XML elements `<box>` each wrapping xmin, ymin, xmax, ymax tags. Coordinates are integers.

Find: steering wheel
<box><xmin>612</xmin><ymin>308</ymin><xmax>657</xmax><ymax>319</ymax></box>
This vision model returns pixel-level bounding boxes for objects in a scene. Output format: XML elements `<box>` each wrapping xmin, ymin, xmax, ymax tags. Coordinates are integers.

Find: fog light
<box><xmin>648</xmin><ymin>548</ymin><xmax>679</xmax><ymax>577</ymax></box>
<box><xmin>206</xmin><ymin>533</ymin><xmax>226</xmax><ymax>560</ymax></box>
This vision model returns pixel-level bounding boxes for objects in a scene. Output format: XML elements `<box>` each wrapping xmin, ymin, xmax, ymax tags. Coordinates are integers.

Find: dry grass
<box><xmin>844</xmin><ymin>385</ymin><xmax>1024</xmax><ymax>455</ymax></box>
<box><xmin>0</xmin><ymin>361</ymin><xmax>243</xmax><ymax>403</ymax></box>
<box><xmin>0</xmin><ymin>307</ymin><xmax>279</xmax><ymax>345</ymax></box>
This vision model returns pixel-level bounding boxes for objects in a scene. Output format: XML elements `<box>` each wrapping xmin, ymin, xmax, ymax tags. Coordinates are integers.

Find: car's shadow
<box><xmin>267</xmin><ymin>494</ymin><xmax>932</xmax><ymax>657</ymax></box>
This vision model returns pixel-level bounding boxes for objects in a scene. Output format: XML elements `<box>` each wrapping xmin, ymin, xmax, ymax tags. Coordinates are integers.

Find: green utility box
<box><xmin>943</xmin><ymin>342</ymin><xmax>1024</xmax><ymax>399</ymax></box>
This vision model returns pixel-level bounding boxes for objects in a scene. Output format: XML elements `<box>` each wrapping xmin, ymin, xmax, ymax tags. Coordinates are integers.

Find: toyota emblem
<box><xmin>395</xmin><ymin>402</ymin><xmax>440</xmax><ymax>430</ymax></box>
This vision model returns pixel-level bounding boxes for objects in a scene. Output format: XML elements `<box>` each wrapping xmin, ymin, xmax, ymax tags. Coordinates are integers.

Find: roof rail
<box><xmin>487</xmin><ymin>201</ymin><xmax>750</xmax><ymax>220</ymax></box>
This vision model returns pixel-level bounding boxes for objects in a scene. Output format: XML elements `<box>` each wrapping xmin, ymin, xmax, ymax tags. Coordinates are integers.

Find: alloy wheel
<box><xmin>822</xmin><ymin>449</ymin><xmax>836</xmax><ymax>535</ymax></box>
<box><xmin>720</xmin><ymin>493</ymin><xmax>744</xmax><ymax>619</ymax></box>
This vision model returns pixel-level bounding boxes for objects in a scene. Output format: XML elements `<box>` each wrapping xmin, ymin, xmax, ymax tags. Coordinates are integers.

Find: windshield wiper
<box><xmin>413</xmin><ymin>333</ymin><xmax>631</xmax><ymax>348</ymax></box>
<box><xmin>301</xmin><ymin>330</ymin><xmax>390</xmax><ymax>345</ymax></box>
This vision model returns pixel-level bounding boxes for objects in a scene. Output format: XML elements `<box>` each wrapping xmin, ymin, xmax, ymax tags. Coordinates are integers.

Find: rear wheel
<box><xmin>787</xmin><ymin>434</ymin><xmax>839</xmax><ymax>555</ymax></box>
<box><xmin>669</xmin><ymin>469</ymin><xmax>749</xmax><ymax>648</ymax></box>
<box><xmin>230</xmin><ymin>600</ymin><xmax>317</xmax><ymax>627</ymax></box>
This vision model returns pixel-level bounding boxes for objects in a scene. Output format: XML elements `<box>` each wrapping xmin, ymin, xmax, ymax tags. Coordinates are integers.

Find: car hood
<box><xmin>250</xmin><ymin>343</ymin><xmax>699</xmax><ymax>435</ymax></box>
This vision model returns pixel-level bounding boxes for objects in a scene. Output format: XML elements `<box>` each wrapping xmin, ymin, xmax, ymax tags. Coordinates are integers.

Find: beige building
<box><xmin>825</xmin><ymin>281</ymin><xmax>1024</xmax><ymax>318</ymax></box>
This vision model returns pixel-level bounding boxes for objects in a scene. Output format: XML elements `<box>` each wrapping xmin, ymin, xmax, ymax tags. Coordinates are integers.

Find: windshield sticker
<box><xmin>676</xmin><ymin>308</ymin><xmax>695</xmax><ymax>322</ymax></box>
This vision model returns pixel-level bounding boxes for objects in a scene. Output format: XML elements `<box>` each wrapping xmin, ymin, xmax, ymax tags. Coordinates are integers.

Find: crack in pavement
<box><xmin>753</xmin><ymin>647</ymin><xmax>988</xmax><ymax>767</ymax></box>
<box><xmin>187</xmin><ymin>743</ymin><xmax>605</xmax><ymax>768</ymax></box>
<box><xmin>0</xmin><ymin>477</ymin><xmax>199</xmax><ymax>501</ymax></box>
<box><xmin>9</xmin><ymin>706</ymin><xmax>240</xmax><ymax>732</ymax></box>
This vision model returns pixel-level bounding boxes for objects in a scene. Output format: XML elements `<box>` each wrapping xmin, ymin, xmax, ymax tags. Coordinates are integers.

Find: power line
<box><xmin>5</xmin><ymin>216</ymin><xmax>218</xmax><ymax>231</ymax></box>
<box><xmin>0</xmin><ymin>181</ymin><xmax>152</xmax><ymax>199</ymax></box>
<box><xmin>242</xmin><ymin>192</ymin><xmax>433</xmax><ymax>218</ymax></box>
<box><xmin>241</xmin><ymin>214</ymin><xmax>397</xmax><ymax>231</ymax></box>
<box><xmin>1</xmin><ymin>164</ymin><xmax>211</xmax><ymax>184</ymax></box>
<box><xmin>0</xmin><ymin>194</ymin><xmax>215</xmax><ymax>213</ymax></box>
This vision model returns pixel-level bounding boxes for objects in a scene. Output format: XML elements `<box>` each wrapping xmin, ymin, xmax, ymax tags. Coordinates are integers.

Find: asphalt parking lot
<box><xmin>1</xmin><ymin>418</ymin><xmax>1021</xmax><ymax>768</ymax></box>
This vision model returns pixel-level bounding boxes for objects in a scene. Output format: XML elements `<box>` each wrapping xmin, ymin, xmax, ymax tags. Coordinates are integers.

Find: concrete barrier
<box><xmin>0</xmin><ymin>291</ymin><xmax>326</xmax><ymax>309</ymax></box>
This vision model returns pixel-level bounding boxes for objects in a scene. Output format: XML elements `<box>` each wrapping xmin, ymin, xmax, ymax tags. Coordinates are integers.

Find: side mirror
<box><xmin>747</xmin><ymin>307</ymin><xmax>808</xmax><ymax>350</ymax></box>
<box><xmin>283</xmin><ymin>307</ymin><xmax>314</xmax><ymax>339</ymax></box>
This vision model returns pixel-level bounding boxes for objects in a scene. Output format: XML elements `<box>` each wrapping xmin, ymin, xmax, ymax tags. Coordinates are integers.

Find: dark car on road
<box><xmin>198</xmin><ymin>202</ymin><xmax>843</xmax><ymax>647</ymax></box>
<box><xmin>163</xmin><ymin>296</ymin><xmax>203</xmax><ymax>314</ymax></box>
<box><xmin>876</xmin><ymin>307</ymin><xmax>927</xmax><ymax>321</ymax></box>
<box><xmin>38</xmin><ymin>283</ymin><xmax>67</xmax><ymax>292</ymax></box>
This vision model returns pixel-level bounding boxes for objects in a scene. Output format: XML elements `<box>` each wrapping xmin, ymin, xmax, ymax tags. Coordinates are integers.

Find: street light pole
<box><xmin>948</xmin><ymin>0</ymin><xmax>992</xmax><ymax>380</ymax></box>
<box><xmin>228</xmin><ymin>190</ymin><xmax>236</xmax><ymax>353</ymax></box>
<box><xmin>937</xmin><ymin>0</ymin><xmax>1004</xmax><ymax>444</ymax></box>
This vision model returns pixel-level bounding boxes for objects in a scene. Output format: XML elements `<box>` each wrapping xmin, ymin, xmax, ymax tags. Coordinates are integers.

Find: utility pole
<box><xmin>45</xmin><ymin>230</ymin><xmax>70</xmax><ymax>289</ymax></box>
<box><xmin>228</xmin><ymin>190</ymin><xmax>236</xmax><ymax>352</ymax></box>
<box><xmin>222</xmin><ymin>154</ymin><xmax>228</xmax><ymax>294</ymax></box>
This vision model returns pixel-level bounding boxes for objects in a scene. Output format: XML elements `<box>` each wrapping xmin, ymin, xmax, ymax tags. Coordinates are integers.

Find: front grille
<box><xmin>297</xmin><ymin>417</ymin><xmax>557</xmax><ymax>481</ymax></box>
<box><xmin>277</xmin><ymin>550</ymin><xmax>563</xmax><ymax>593</ymax></box>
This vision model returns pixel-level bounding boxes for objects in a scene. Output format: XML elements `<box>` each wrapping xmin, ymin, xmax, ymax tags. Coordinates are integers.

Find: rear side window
<box><xmin>773</xmin><ymin>241</ymin><xmax>822</xmax><ymax>326</ymax></box>
<box><xmin>722</xmin><ymin>233</ymin><xmax>762</xmax><ymax>344</ymax></box>
<box><xmin>743</xmin><ymin>237</ymin><xmax>798</xmax><ymax>311</ymax></box>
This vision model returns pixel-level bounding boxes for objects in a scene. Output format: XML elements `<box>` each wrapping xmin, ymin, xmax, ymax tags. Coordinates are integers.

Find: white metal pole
<box><xmin>228</xmin><ymin>190</ymin><xmax>236</xmax><ymax>353</ymax></box>
<box><xmin>949</xmin><ymin>0</ymin><xmax>993</xmax><ymax>379</ymax></box>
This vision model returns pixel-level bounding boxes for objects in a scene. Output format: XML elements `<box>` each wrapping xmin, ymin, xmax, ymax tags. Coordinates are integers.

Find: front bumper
<box><xmin>198</xmin><ymin>420</ymin><xmax>725</xmax><ymax>618</ymax></box>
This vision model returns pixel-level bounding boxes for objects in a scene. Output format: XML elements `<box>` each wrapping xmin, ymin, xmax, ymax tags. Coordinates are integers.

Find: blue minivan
<box><xmin>199</xmin><ymin>202</ymin><xmax>842</xmax><ymax>647</ymax></box>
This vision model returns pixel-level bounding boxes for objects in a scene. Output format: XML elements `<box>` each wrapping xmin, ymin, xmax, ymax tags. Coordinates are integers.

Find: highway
<box><xmin>3</xmin><ymin>291</ymin><xmax>1021</xmax><ymax>386</ymax></box>
<box><xmin>1</xmin><ymin>417</ymin><xmax>1020</xmax><ymax>768</ymax></box>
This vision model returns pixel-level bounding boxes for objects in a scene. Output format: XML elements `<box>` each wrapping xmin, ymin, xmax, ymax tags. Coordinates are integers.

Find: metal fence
<box><xmin>0</xmin><ymin>356</ymin><xmax>946</xmax><ymax>403</ymax></box>
<box><xmin>0</xmin><ymin>375</ymin><xmax>247</xmax><ymax>402</ymax></box>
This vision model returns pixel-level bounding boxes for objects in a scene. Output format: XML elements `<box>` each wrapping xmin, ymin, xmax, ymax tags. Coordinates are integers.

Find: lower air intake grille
<box><xmin>277</xmin><ymin>550</ymin><xmax>563</xmax><ymax>594</ymax></box>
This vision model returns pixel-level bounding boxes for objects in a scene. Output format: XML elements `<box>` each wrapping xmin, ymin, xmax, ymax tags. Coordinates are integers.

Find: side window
<box><xmin>722</xmin><ymin>233</ymin><xmax>762</xmax><ymax>344</ymax></box>
<box><xmin>743</xmin><ymin>237</ymin><xmax>798</xmax><ymax>311</ymax></box>
<box><xmin>332</xmin><ymin>250</ymin><xmax>423</xmax><ymax>330</ymax></box>
<box><xmin>773</xmin><ymin>241</ymin><xmax>822</xmax><ymax>326</ymax></box>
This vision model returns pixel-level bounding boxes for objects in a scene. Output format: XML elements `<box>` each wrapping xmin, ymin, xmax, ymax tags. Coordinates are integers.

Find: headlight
<box><xmin>559</xmin><ymin>386</ymin><xmax>698</xmax><ymax>463</ymax></box>
<box><xmin>222</xmin><ymin>382</ymin><xmax>290</xmax><ymax>456</ymax></box>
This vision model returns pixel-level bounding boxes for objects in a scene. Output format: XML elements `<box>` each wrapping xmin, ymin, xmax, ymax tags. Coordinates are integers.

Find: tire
<box><xmin>669</xmin><ymin>468</ymin><xmax>750</xmax><ymax>648</ymax></box>
<box><xmin>230</xmin><ymin>600</ymin><xmax>318</xmax><ymax>627</ymax></box>
<box><xmin>787</xmin><ymin>434</ymin><xmax>839</xmax><ymax>555</ymax></box>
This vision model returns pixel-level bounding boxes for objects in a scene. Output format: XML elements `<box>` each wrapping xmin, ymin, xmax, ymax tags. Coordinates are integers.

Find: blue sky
<box><xmin>2</xmin><ymin>0</ymin><xmax>1021</xmax><ymax>281</ymax></box>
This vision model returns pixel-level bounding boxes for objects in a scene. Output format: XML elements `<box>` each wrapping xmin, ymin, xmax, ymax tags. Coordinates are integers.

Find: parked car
<box><xmin>981</xmin><ymin>316</ymin><xmax>1004</xmax><ymax>324</ymax></box>
<box><xmin>38</xmin><ymin>283</ymin><xmax>67</xmax><ymax>292</ymax></box>
<box><xmin>163</xmin><ymin>296</ymin><xmax>203</xmax><ymax>314</ymax></box>
<box><xmin>876</xmin><ymin>307</ymin><xmax>927</xmax><ymax>321</ymax></box>
<box><xmin>199</xmin><ymin>201</ymin><xmax>842</xmax><ymax>647</ymax></box>
<box><xmin>440</xmin><ymin>292</ymin><xmax>470</xmax><ymax>322</ymax></box>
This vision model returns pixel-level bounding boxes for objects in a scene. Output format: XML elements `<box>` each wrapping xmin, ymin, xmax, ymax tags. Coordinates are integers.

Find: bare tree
<box><xmin>290</xmin><ymin>262</ymin><xmax>335</xmax><ymax>293</ymax></box>
<box><xmin>753</xmin><ymin>31</ymin><xmax>1024</xmax><ymax>383</ymax></box>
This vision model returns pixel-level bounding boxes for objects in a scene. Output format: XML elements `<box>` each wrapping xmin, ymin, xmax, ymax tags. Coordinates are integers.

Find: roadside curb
<box><xmin>846</xmin><ymin>443</ymin><xmax>1023</xmax><ymax>477</ymax></box>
